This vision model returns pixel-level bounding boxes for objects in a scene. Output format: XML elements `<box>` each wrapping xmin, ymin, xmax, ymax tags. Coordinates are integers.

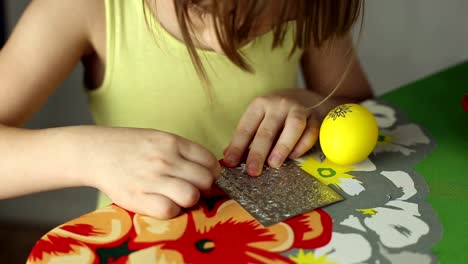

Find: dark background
<box><xmin>1</xmin><ymin>2</ymin><xmax>6</xmax><ymax>46</ymax></box>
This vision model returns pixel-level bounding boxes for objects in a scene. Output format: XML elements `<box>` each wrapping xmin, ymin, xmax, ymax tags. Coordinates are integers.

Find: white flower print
<box><xmin>340</xmin><ymin>215</ymin><xmax>366</xmax><ymax>232</ymax></box>
<box><xmin>314</xmin><ymin>232</ymin><xmax>372</xmax><ymax>264</ymax></box>
<box><xmin>362</xmin><ymin>200</ymin><xmax>430</xmax><ymax>248</ymax></box>
<box><xmin>354</xmin><ymin>171</ymin><xmax>430</xmax><ymax>249</ymax></box>
<box><xmin>375</xmin><ymin>124</ymin><xmax>430</xmax><ymax>156</ymax></box>
<box><xmin>379</xmin><ymin>245</ymin><xmax>432</xmax><ymax>264</ymax></box>
<box><xmin>361</xmin><ymin>100</ymin><xmax>397</xmax><ymax>128</ymax></box>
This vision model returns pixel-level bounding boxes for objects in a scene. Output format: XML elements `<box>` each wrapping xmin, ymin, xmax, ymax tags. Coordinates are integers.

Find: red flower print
<box><xmin>127</xmin><ymin>198</ymin><xmax>332</xmax><ymax>264</ymax></box>
<box><xmin>27</xmin><ymin>205</ymin><xmax>133</xmax><ymax>264</ymax></box>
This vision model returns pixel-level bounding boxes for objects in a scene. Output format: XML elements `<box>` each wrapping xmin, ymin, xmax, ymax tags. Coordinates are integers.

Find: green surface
<box><xmin>381</xmin><ymin>61</ymin><xmax>468</xmax><ymax>264</ymax></box>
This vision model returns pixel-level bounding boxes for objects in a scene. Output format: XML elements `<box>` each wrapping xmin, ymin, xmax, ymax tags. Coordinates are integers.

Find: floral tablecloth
<box><xmin>27</xmin><ymin>100</ymin><xmax>442</xmax><ymax>264</ymax></box>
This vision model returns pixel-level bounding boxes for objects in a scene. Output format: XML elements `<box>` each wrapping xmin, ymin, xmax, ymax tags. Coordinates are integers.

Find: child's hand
<box><xmin>223</xmin><ymin>95</ymin><xmax>319</xmax><ymax>176</ymax></box>
<box><xmin>74</xmin><ymin>126</ymin><xmax>220</xmax><ymax>219</ymax></box>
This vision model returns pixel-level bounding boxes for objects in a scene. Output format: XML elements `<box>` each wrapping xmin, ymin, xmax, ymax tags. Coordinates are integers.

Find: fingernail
<box><xmin>269</xmin><ymin>154</ymin><xmax>282</xmax><ymax>167</ymax></box>
<box><xmin>247</xmin><ymin>161</ymin><xmax>260</xmax><ymax>176</ymax></box>
<box><xmin>225</xmin><ymin>154</ymin><xmax>237</xmax><ymax>165</ymax></box>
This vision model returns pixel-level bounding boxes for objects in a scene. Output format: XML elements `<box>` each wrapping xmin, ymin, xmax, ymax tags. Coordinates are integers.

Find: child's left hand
<box><xmin>223</xmin><ymin>93</ymin><xmax>319</xmax><ymax>176</ymax></box>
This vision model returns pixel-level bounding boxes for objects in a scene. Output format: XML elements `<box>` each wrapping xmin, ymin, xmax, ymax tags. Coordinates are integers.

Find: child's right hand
<box><xmin>71</xmin><ymin>126</ymin><xmax>221</xmax><ymax>219</ymax></box>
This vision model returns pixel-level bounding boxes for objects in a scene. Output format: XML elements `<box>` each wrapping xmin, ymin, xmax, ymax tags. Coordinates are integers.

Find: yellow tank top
<box><xmin>89</xmin><ymin>0</ymin><xmax>303</xmax><ymax>207</ymax></box>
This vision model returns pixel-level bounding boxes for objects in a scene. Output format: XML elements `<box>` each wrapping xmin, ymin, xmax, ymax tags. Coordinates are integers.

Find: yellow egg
<box><xmin>319</xmin><ymin>104</ymin><xmax>378</xmax><ymax>166</ymax></box>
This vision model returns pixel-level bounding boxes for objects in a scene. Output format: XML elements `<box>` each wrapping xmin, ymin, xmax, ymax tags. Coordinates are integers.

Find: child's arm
<box><xmin>0</xmin><ymin>0</ymin><xmax>94</xmax><ymax>126</ymax></box>
<box><xmin>0</xmin><ymin>0</ymin><xmax>219</xmax><ymax>219</ymax></box>
<box><xmin>300</xmin><ymin>33</ymin><xmax>373</xmax><ymax>117</ymax></box>
<box><xmin>0</xmin><ymin>0</ymin><xmax>94</xmax><ymax>196</ymax></box>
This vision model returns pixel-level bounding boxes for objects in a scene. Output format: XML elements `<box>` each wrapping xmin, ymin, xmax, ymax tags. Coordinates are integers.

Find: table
<box><xmin>27</xmin><ymin>62</ymin><xmax>467</xmax><ymax>263</ymax></box>
<box><xmin>381</xmin><ymin>61</ymin><xmax>468</xmax><ymax>264</ymax></box>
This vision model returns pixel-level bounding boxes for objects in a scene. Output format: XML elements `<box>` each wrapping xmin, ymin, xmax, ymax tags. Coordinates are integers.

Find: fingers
<box><xmin>223</xmin><ymin>95</ymin><xmax>321</xmax><ymax>177</ymax></box>
<box><xmin>289</xmin><ymin>115</ymin><xmax>320</xmax><ymax>159</ymax></box>
<box><xmin>172</xmin><ymin>158</ymin><xmax>216</xmax><ymax>191</ymax></box>
<box><xmin>128</xmin><ymin>193</ymin><xmax>181</xmax><ymax>220</ymax></box>
<box><xmin>223</xmin><ymin>102</ymin><xmax>265</xmax><ymax>167</ymax></box>
<box><xmin>177</xmin><ymin>137</ymin><xmax>221</xmax><ymax>178</ymax></box>
<box><xmin>268</xmin><ymin>109</ymin><xmax>307</xmax><ymax>168</ymax></box>
<box><xmin>245</xmin><ymin>112</ymin><xmax>285</xmax><ymax>176</ymax></box>
<box><xmin>145</xmin><ymin>176</ymin><xmax>200</xmax><ymax>209</ymax></box>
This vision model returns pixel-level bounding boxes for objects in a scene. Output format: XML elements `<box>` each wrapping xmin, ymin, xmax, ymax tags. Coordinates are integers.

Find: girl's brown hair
<box><xmin>145</xmin><ymin>0</ymin><xmax>363</xmax><ymax>90</ymax></box>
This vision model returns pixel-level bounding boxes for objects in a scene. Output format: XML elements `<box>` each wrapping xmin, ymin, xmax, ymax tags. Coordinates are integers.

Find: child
<box><xmin>0</xmin><ymin>0</ymin><xmax>372</xmax><ymax>219</ymax></box>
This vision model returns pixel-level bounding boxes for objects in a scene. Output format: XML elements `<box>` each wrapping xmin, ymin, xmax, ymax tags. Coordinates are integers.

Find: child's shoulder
<box><xmin>23</xmin><ymin>0</ymin><xmax>105</xmax><ymax>46</ymax></box>
<box><xmin>26</xmin><ymin>0</ymin><xmax>103</xmax><ymax>23</ymax></box>
<box><xmin>21</xmin><ymin>0</ymin><xmax>107</xmax><ymax>58</ymax></box>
